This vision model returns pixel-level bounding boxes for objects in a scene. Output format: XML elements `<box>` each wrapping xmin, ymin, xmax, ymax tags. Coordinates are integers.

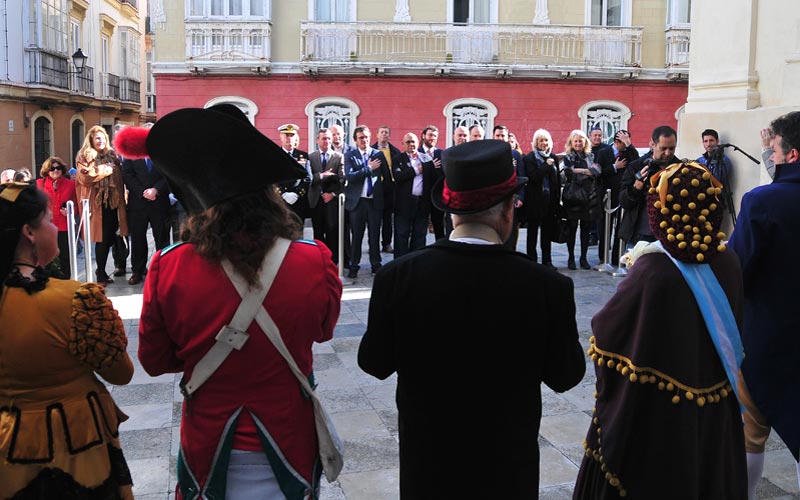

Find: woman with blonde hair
<box><xmin>523</xmin><ymin>129</ymin><xmax>561</xmax><ymax>268</ymax></box>
<box><xmin>36</xmin><ymin>157</ymin><xmax>77</xmax><ymax>278</ymax></box>
<box><xmin>75</xmin><ymin>125</ymin><xmax>128</xmax><ymax>283</ymax></box>
<box><xmin>560</xmin><ymin>129</ymin><xmax>600</xmax><ymax>270</ymax></box>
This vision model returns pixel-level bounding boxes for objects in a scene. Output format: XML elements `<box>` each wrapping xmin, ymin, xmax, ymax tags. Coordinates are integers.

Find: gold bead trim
<box><xmin>587</xmin><ymin>336</ymin><xmax>731</xmax><ymax>406</ymax></box>
<box><xmin>582</xmin><ymin>430</ymin><xmax>628</xmax><ymax>497</ymax></box>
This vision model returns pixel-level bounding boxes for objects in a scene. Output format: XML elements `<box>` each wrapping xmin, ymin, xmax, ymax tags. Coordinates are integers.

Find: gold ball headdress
<box><xmin>646</xmin><ymin>162</ymin><xmax>727</xmax><ymax>263</ymax></box>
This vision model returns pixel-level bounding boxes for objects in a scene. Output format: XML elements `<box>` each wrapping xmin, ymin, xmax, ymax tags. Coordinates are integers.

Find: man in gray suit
<box><xmin>308</xmin><ymin>128</ymin><xmax>346</xmax><ymax>264</ymax></box>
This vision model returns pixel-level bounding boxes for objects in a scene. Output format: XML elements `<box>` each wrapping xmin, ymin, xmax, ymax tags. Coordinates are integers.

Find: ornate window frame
<box><xmin>578</xmin><ymin>99</ymin><xmax>631</xmax><ymax>144</ymax></box>
<box><xmin>69</xmin><ymin>114</ymin><xmax>85</xmax><ymax>169</ymax></box>
<box><xmin>204</xmin><ymin>96</ymin><xmax>259</xmax><ymax>125</ymax></box>
<box><xmin>305</xmin><ymin>96</ymin><xmax>361</xmax><ymax>150</ymax></box>
<box><xmin>443</xmin><ymin>98</ymin><xmax>498</xmax><ymax>148</ymax></box>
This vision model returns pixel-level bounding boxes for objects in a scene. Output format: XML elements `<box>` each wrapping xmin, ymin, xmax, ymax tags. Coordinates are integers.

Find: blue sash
<box><xmin>653</xmin><ymin>241</ymin><xmax>744</xmax><ymax>406</ymax></box>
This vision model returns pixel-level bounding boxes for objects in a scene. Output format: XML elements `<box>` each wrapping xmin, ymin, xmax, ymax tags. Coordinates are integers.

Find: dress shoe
<box><xmin>128</xmin><ymin>273</ymin><xmax>143</xmax><ymax>285</ymax></box>
<box><xmin>96</xmin><ymin>271</ymin><xmax>113</xmax><ymax>284</ymax></box>
<box><xmin>382</xmin><ymin>244</ymin><xmax>393</xmax><ymax>253</ymax></box>
<box><xmin>347</xmin><ymin>268</ymin><xmax>358</xmax><ymax>279</ymax></box>
<box><xmin>113</xmin><ymin>267</ymin><xmax>126</xmax><ymax>277</ymax></box>
<box><xmin>567</xmin><ymin>259</ymin><xmax>577</xmax><ymax>270</ymax></box>
<box><xmin>543</xmin><ymin>262</ymin><xmax>557</xmax><ymax>271</ymax></box>
<box><xmin>371</xmin><ymin>264</ymin><xmax>382</xmax><ymax>275</ymax></box>
<box><xmin>580</xmin><ymin>257</ymin><xmax>591</xmax><ymax>270</ymax></box>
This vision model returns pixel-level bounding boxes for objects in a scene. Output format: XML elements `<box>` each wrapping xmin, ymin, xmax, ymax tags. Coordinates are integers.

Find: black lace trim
<box><xmin>4</xmin><ymin>266</ymin><xmax>50</xmax><ymax>294</ymax></box>
<box><xmin>8</xmin><ymin>445</ymin><xmax>132</xmax><ymax>500</ymax></box>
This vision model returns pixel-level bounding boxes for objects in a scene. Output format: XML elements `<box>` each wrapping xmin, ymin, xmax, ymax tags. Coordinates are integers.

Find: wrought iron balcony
<box><xmin>665</xmin><ymin>26</ymin><xmax>690</xmax><ymax>79</ymax></box>
<box><xmin>121</xmin><ymin>0</ymin><xmax>138</xmax><ymax>9</ymax></box>
<box><xmin>119</xmin><ymin>77</ymin><xmax>141</xmax><ymax>103</ymax></box>
<box><xmin>300</xmin><ymin>21</ymin><xmax>643</xmax><ymax>75</ymax></box>
<box><xmin>101</xmin><ymin>72</ymin><xmax>121</xmax><ymax>100</ymax></box>
<box><xmin>70</xmin><ymin>65</ymin><xmax>95</xmax><ymax>95</ymax></box>
<box><xmin>25</xmin><ymin>48</ymin><xmax>69</xmax><ymax>89</ymax></box>
<box><xmin>185</xmin><ymin>20</ymin><xmax>272</xmax><ymax>63</ymax></box>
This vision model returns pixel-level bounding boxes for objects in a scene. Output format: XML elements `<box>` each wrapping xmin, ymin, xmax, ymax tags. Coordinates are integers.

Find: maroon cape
<box><xmin>573</xmin><ymin>249</ymin><xmax>747</xmax><ymax>500</ymax></box>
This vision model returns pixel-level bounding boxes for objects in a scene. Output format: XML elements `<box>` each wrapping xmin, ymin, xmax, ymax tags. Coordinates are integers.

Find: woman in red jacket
<box><xmin>36</xmin><ymin>156</ymin><xmax>77</xmax><ymax>278</ymax></box>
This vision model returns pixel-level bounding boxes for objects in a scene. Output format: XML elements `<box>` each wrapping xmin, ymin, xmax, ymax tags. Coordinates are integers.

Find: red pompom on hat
<box><xmin>113</xmin><ymin>126</ymin><xmax>151</xmax><ymax>159</ymax></box>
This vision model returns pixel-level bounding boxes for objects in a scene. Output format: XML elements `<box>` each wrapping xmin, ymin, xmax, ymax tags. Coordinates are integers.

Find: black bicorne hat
<box><xmin>136</xmin><ymin>104</ymin><xmax>306</xmax><ymax>213</ymax></box>
<box><xmin>431</xmin><ymin>140</ymin><xmax>527</xmax><ymax>214</ymax></box>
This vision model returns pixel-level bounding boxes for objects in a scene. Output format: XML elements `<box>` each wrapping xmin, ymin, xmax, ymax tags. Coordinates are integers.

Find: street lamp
<box><xmin>70</xmin><ymin>48</ymin><xmax>88</xmax><ymax>74</ymax></box>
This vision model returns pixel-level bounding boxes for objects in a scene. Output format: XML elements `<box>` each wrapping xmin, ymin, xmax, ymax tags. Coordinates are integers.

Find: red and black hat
<box><xmin>431</xmin><ymin>140</ymin><xmax>527</xmax><ymax>214</ymax></box>
<box><xmin>113</xmin><ymin>104</ymin><xmax>306</xmax><ymax>214</ymax></box>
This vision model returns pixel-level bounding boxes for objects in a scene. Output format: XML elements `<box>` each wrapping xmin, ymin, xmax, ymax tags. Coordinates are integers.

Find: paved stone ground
<box><xmin>93</xmin><ymin>227</ymin><xmax>799</xmax><ymax>500</ymax></box>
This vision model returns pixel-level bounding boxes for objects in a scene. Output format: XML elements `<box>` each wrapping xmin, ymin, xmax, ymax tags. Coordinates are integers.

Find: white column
<box><xmin>533</xmin><ymin>0</ymin><xmax>550</xmax><ymax>24</ymax></box>
<box><xmin>394</xmin><ymin>0</ymin><xmax>411</xmax><ymax>22</ymax></box>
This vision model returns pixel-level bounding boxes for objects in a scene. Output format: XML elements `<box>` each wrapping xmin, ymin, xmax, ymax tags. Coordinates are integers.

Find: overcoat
<box><xmin>75</xmin><ymin>150</ymin><xmax>129</xmax><ymax>242</ymax></box>
<box><xmin>358</xmin><ymin>231</ymin><xmax>585</xmax><ymax>498</ymax></box>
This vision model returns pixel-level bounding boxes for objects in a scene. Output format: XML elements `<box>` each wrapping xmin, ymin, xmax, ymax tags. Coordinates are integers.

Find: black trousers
<box><xmin>382</xmin><ymin>208</ymin><xmax>393</xmax><ymax>248</ymax></box>
<box><xmin>526</xmin><ymin>214</ymin><xmax>555</xmax><ymax>265</ymax></box>
<box><xmin>94</xmin><ymin>206</ymin><xmax>119</xmax><ymax>275</ymax></box>
<box><xmin>311</xmin><ymin>197</ymin><xmax>350</xmax><ymax>265</ymax></box>
<box><xmin>393</xmin><ymin>197</ymin><xmax>429</xmax><ymax>258</ymax></box>
<box><xmin>349</xmin><ymin>197</ymin><xmax>382</xmax><ymax>271</ymax></box>
<box><xmin>597</xmin><ymin>209</ymin><xmax>621</xmax><ymax>264</ymax></box>
<box><xmin>128</xmin><ymin>205</ymin><xmax>170</xmax><ymax>274</ymax></box>
<box><xmin>567</xmin><ymin>218</ymin><xmax>591</xmax><ymax>261</ymax></box>
<box><xmin>57</xmin><ymin>231</ymin><xmax>71</xmax><ymax>279</ymax></box>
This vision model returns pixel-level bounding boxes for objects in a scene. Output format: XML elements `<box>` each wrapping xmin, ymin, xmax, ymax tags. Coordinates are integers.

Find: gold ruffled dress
<box><xmin>0</xmin><ymin>277</ymin><xmax>134</xmax><ymax>499</ymax></box>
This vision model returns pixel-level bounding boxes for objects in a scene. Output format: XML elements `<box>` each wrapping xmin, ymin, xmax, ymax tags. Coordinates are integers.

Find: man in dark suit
<box><xmin>308</xmin><ymin>127</ymin><xmax>347</xmax><ymax>264</ymax></box>
<box><xmin>392</xmin><ymin>132</ymin><xmax>435</xmax><ymax>258</ymax></box>
<box><xmin>358</xmin><ymin>140</ymin><xmax>586</xmax><ymax>499</ymax></box>
<box><xmin>275</xmin><ymin>123</ymin><xmax>311</xmax><ymax>221</ymax></box>
<box><xmin>421</xmin><ymin>125</ymin><xmax>450</xmax><ymax>240</ymax></box>
<box><xmin>373</xmin><ymin>125</ymin><xmax>401</xmax><ymax>254</ymax></box>
<box><xmin>121</xmin><ymin>153</ymin><xmax>171</xmax><ymax>285</ymax></box>
<box><xmin>344</xmin><ymin>125</ymin><xmax>392</xmax><ymax>278</ymax></box>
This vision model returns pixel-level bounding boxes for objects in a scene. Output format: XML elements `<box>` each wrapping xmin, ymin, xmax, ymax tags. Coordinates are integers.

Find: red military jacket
<box><xmin>138</xmin><ymin>240</ymin><xmax>341</xmax><ymax>499</ymax></box>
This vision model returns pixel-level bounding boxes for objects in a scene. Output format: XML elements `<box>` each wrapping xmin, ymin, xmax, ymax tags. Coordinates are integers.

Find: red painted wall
<box><xmin>156</xmin><ymin>74</ymin><xmax>687</xmax><ymax>151</ymax></box>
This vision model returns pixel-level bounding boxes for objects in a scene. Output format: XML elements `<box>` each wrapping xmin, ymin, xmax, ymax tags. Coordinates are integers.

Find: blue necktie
<box><xmin>145</xmin><ymin>158</ymin><xmax>153</xmax><ymax>172</ymax></box>
<box><xmin>364</xmin><ymin>153</ymin><xmax>373</xmax><ymax>196</ymax></box>
<box><xmin>322</xmin><ymin>153</ymin><xmax>327</xmax><ymax>170</ymax></box>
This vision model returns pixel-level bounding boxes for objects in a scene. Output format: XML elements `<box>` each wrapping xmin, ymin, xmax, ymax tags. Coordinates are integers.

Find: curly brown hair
<box><xmin>181</xmin><ymin>187</ymin><xmax>302</xmax><ymax>286</ymax></box>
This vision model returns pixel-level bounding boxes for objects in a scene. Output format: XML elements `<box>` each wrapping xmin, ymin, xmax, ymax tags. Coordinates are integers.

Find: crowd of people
<box><xmin>1</xmin><ymin>107</ymin><xmax>798</xmax><ymax>499</ymax></box>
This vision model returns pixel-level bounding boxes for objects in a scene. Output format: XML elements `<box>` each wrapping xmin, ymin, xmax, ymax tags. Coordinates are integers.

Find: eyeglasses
<box><xmin>52</xmin><ymin>165</ymin><xmax>65</xmax><ymax>172</ymax></box>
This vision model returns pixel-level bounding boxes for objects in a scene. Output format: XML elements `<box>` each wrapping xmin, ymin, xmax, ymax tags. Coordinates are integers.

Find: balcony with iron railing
<box><xmin>185</xmin><ymin>20</ymin><xmax>272</xmax><ymax>64</ymax></box>
<box><xmin>26</xmin><ymin>48</ymin><xmax>69</xmax><ymax>89</ymax></box>
<box><xmin>70</xmin><ymin>65</ymin><xmax>95</xmax><ymax>95</ymax></box>
<box><xmin>119</xmin><ymin>77</ymin><xmax>141</xmax><ymax>103</ymax></box>
<box><xmin>101</xmin><ymin>72</ymin><xmax>121</xmax><ymax>100</ymax></box>
<box><xmin>299</xmin><ymin>22</ymin><xmax>643</xmax><ymax>77</ymax></box>
<box><xmin>665</xmin><ymin>26</ymin><xmax>690</xmax><ymax>80</ymax></box>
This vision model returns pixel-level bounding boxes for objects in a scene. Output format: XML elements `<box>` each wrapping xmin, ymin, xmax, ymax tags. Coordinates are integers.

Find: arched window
<box><xmin>305</xmin><ymin>97</ymin><xmax>361</xmax><ymax>150</ymax></box>
<box><xmin>70</xmin><ymin>116</ymin><xmax>85</xmax><ymax>170</ymax></box>
<box><xmin>443</xmin><ymin>98</ymin><xmax>498</xmax><ymax>147</ymax></box>
<box><xmin>31</xmin><ymin>113</ymin><xmax>54</xmax><ymax>175</ymax></box>
<box><xmin>204</xmin><ymin>96</ymin><xmax>259</xmax><ymax>125</ymax></box>
<box><xmin>578</xmin><ymin>100</ymin><xmax>631</xmax><ymax>144</ymax></box>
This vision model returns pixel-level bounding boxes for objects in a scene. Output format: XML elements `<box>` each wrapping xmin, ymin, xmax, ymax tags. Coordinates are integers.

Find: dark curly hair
<box><xmin>181</xmin><ymin>187</ymin><xmax>302</xmax><ymax>286</ymax></box>
<box><xmin>1</xmin><ymin>183</ymin><xmax>50</xmax><ymax>294</ymax></box>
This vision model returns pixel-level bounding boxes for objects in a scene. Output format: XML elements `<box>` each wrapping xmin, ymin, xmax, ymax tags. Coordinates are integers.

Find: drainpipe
<box><xmin>3</xmin><ymin>0</ymin><xmax>9</xmax><ymax>80</ymax></box>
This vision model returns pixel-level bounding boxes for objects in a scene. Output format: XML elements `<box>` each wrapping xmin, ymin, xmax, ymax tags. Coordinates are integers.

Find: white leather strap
<box><xmin>181</xmin><ymin>238</ymin><xmax>291</xmax><ymax>398</ymax></box>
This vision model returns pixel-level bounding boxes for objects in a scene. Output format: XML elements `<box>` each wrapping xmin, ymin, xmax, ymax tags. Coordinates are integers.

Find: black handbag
<box><xmin>561</xmin><ymin>180</ymin><xmax>589</xmax><ymax>207</ymax></box>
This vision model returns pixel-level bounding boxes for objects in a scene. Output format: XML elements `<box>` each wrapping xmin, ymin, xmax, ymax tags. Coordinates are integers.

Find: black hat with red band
<box><xmin>431</xmin><ymin>140</ymin><xmax>527</xmax><ymax>214</ymax></box>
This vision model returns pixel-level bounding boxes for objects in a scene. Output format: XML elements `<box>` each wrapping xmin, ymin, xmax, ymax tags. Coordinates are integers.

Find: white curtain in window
<box><xmin>211</xmin><ymin>0</ymin><xmax>224</xmax><ymax>16</ymax></box>
<box><xmin>471</xmin><ymin>0</ymin><xmax>490</xmax><ymax>23</ymax></box>
<box><xmin>190</xmin><ymin>0</ymin><xmax>203</xmax><ymax>16</ymax></box>
<box><xmin>591</xmin><ymin>0</ymin><xmax>622</xmax><ymax>26</ymax></box>
<box><xmin>250</xmin><ymin>0</ymin><xmax>266</xmax><ymax>16</ymax></box>
<box><xmin>229</xmin><ymin>0</ymin><xmax>242</xmax><ymax>16</ymax></box>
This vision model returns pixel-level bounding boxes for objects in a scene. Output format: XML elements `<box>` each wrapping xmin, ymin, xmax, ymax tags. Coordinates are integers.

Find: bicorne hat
<box><xmin>431</xmin><ymin>140</ymin><xmax>527</xmax><ymax>214</ymax></box>
<box><xmin>113</xmin><ymin>104</ymin><xmax>306</xmax><ymax>214</ymax></box>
